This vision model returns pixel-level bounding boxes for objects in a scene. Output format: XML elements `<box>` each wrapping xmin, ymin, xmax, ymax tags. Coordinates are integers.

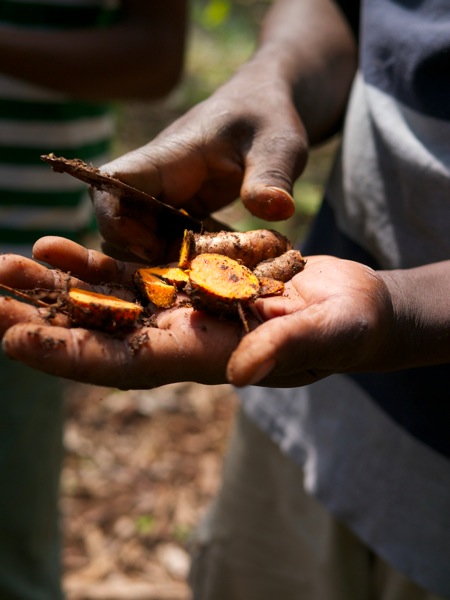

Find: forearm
<box><xmin>240</xmin><ymin>0</ymin><xmax>358</xmax><ymax>144</ymax></box>
<box><xmin>379</xmin><ymin>261</ymin><xmax>450</xmax><ymax>370</ymax></box>
<box><xmin>0</xmin><ymin>1</ymin><xmax>187</xmax><ymax>101</ymax></box>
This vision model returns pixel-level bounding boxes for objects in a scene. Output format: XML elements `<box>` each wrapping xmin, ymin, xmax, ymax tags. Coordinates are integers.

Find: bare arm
<box><xmin>90</xmin><ymin>0</ymin><xmax>357</xmax><ymax>261</ymax></box>
<box><xmin>248</xmin><ymin>0</ymin><xmax>357</xmax><ymax>144</ymax></box>
<box><xmin>0</xmin><ymin>0</ymin><xmax>188</xmax><ymax>100</ymax></box>
<box><xmin>377</xmin><ymin>262</ymin><xmax>450</xmax><ymax>370</ymax></box>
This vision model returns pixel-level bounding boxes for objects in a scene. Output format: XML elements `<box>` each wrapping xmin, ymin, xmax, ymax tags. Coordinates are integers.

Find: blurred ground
<box><xmin>62</xmin><ymin>381</ymin><xmax>237</xmax><ymax>600</ymax></box>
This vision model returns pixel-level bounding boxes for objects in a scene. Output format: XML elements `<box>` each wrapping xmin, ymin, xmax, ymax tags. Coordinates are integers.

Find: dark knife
<box><xmin>41</xmin><ymin>154</ymin><xmax>228</xmax><ymax>239</ymax></box>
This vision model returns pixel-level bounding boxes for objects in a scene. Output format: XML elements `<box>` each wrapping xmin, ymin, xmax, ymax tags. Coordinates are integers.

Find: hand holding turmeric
<box><xmin>0</xmin><ymin>238</ymin><xmax>406</xmax><ymax>392</ymax></box>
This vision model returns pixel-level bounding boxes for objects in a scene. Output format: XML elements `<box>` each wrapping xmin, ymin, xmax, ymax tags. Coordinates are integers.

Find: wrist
<box><xmin>378</xmin><ymin>263</ymin><xmax>450</xmax><ymax>370</ymax></box>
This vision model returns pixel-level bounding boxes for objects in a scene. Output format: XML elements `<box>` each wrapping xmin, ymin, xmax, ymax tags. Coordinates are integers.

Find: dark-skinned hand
<box><xmin>0</xmin><ymin>236</ymin><xmax>400</xmax><ymax>390</ymax></box>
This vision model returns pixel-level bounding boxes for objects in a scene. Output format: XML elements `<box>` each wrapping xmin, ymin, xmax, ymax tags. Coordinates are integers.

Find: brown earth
<box><xmin>62</xmin><ymin>381</ymin><xmax>237</xmax><ymax>600</ymax></box>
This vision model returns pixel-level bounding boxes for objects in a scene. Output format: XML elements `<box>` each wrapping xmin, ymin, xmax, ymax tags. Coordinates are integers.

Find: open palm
<box><xmin>0</xmin><ymin>237</ymin><xmax>393</xmax><ymax>389</ymax></box>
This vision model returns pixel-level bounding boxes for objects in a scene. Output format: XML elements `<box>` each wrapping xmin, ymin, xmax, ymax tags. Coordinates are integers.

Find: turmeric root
<box><xmin>133</xmin><ymin>269</ymin><xmax>178</xmax><ymax>308</ymax></box>
<box><xmin>187</xmin><ymin>253</ymin><xmax>260</xmax><ymax>314</ymax></box>
<box><xmin>178</xmin><ymin>229</ymin><xmax>292</xmax><ymax>269</ymax></box>
<box><xmin>142</xmin><ymin>266</ymin><xmax>189</xmax><ymax>288</ymax></box>
<box><xmin>67</xmin><ymin>288</ymin><xmax>143</xmax><ymax>332</ymax></box>
<box><xmin>253</xmin><ymin>249</ymin><xmax>306</xmax><ymax>282</ymax></box>
<box><xmin>1</xmin><ymin>227</ymin><xmax>306</xmax><ymax>335</ymax></box>
<box><xmin>257</xmin><ymin>276</ymin><xmax>285</xmax><ymax>297</ymax></box>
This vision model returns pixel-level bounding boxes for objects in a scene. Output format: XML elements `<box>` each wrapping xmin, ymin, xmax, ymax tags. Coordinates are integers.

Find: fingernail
<box><xmin>245</xmin><ymin>187</ymin><xmax>295</xmax><ymax>221</ymax></box>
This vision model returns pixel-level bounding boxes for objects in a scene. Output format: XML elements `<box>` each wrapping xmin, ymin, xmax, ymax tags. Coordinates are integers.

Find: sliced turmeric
<box><xmin>187</xmin><ymin>253</ymin><xmax>260</xmax><ymax>314</ymax></box>
<box><xmin>134</xmin><ymin>269</ymin><xmax>178</xmax><ymax>308</ymax></box>
<box><xmin>143</xmin><ymin>265</ymin><xmax>189</xmax><ymax>288</ymax></box>
<box><xmin>179</xmin><ymin>229</ymin><xmax>292</xmax><ymax>270</ymax></box>
<box><xmin>67</xmin><ymin>288</ymin><xmax>143</xmax><ymax>332</ymax></box>
<box><xmin>3</xmin><ymin>224</ymin><xmax>306</xmax><ymax>335</ymax></box>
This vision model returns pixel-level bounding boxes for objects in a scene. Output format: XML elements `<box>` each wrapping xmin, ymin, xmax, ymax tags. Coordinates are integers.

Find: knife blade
<box><xmin>41</xmin><ymin>154</ymin><xmax>228</xmax><ymax>238</ymax></box>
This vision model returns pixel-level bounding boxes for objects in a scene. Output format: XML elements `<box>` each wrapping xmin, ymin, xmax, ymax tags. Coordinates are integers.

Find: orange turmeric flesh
<box><xmin>188</xmin><ymin>253</ymin><xmax>260</xmax><ymax>314</ymax></box>
<box><xmin>133</xmin><ymin>269</ymin><xmax>177</xmax><ymax>308</ymax></box>
<box><xmin>67</xmin><ymin>288</ymin><xmax>142</xmax><ymax>332</ymax></box>
<box><xmin>143</xmin><ymin>266</ymin><xmax>189</xmax><ymax>288</ymax></box>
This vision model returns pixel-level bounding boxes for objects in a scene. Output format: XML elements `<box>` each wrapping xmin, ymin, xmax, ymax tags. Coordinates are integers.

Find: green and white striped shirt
<box><xmin>0</xmin><ymin>0</ymin><xmax>120</xmax><ymax>256</ymax></box>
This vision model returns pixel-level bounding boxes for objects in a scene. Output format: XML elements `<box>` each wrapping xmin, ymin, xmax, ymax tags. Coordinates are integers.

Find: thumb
<box><xmin>226</xmin><ymin>309</ymin><xmax>327</xmax><ymax>388</ymax></box>
<box><xmin>226</xmin><ymin>314</ymin><xmax>296</xmax><ymax>387</ymax></box>
<box><xmin>240</xmin><ymin>129</ymin><xmax>308</xmax><ymax>221</ymax></box>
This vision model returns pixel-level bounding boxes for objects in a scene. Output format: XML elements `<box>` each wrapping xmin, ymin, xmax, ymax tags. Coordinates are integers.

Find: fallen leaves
<box><xmin>61</xmin><ymin>381</ymin><xmax>237</xmax><ymax>600</ymax></box>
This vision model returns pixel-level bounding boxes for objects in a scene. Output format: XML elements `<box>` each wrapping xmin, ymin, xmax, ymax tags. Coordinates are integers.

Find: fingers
<box><xmin>226</xmin><ymin>308</ymin><xmax>330</xmax><ymax>388</ymax></box>
<box><xmin>226</xmin><ymin>315</ymin><xmax>288</xmax><ymax>386</ymax></box>
<box><xmin>0</xmin><ymin>253</ymin><xmax>58</xmax><ymax>289</ymax></box>
<box><xmin>0</xmin><ymin>297</ymin><xmax>70</xmax><ymax>336</ymax></box>
<box><xmin>99</xmin><ymin>103</ymin><xmax>308</xmax><ymax>224</ymax></box>
<box><xmin>91</xmin><ymin>187</ymin><xmax>170</xmax><ymax>263</ymax></box>
<box><xmin>32</xmin><ymin>237</ymin><xmax>139</xmax><ymax>285</ymax></box>
<box><xmin>2</xmin><ymin>307</ymin><xmax>242</xmax><ymax>389</ymax></box>
<box><xmin>101</xmin><ymin>147</ymin><xmax>164</xmax><ymax>199</ymax></box>
<box><xmin>241</xmin><ymin>184</ymin><xmax>296</xmax><ymax>222</ymax></box>
<box><xmin>101</xmin><ymin>142</ymin><xmax>208</xmax><ymax>208</ymax></box>
<box><xmin>2</xmin><ymin>324</ymin><xmax>135</xmax><ymax>387</ymax></box>
<box><xmin>240</xmin><ymin>119</ymin><xmax>308</xmax><ymax>221</ymax></box>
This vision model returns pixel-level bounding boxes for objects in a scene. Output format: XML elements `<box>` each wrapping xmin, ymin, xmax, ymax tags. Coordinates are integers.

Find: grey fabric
<box><xmin>240</xmin><ymin>375</ymin><xmax>450</xmax><ymax>598</ymax></box>
<box><xmin>190</xmin><ymin>408</ymin><xmax>447</xmax><ymax>600</ymax></box>
<box><xmin>327</xmin><ymin>74</ymin><xmax>450</xmax><ymax>269</ymax></box>
<box><xmin>237</xmin><ymin>69</ymin><xmax>450</xmax><ymax>597</ymax></box>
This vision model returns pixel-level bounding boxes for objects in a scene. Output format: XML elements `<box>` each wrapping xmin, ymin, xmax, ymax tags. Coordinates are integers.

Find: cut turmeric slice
<box><xmin>253</xmin><ymin>249</ymin><xmax>306</xmax><ymax>282</ymax></box>
<box><xmin>134</xmin><ymin>269</ymin><xmax>177</xmax><ymax>308</ymax></box>
<box><xmin>179</xmin><ymin>229</ymin><xmax>292</xmax><ymax>270</ymax></box>
<box><xmin>144</xmin><ymin>266</ymin><xmax>189</xmax><ymax>288</ymax></box>
<box><xmin>67</xmin><ymin>288</ymin><xmax>143</xmax><ymax>332</ymax></box>
<box><xmin>188</xmin><ymin>253</ymin><xmax>260</xmax><ymax>314</ymax></box>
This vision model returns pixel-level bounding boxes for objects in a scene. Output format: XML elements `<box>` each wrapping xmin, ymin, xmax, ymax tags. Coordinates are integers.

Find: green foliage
<box><xmin>193</xmin><ymin>0</ymin><xmax>232</xmax><ymax>30</ymax></box>
<box><xmin>179</xmin><ymin>1</ymin><xmax>262</xmax><ymax>108</ymax></box>
<box><xmin>135</xmin><ymin>514</ymin><xmax>156</xmax><ymax>536</ymax></box>
<box><xmin>192</xmin><ymin>0</ymin><xmax>273</xmax><ymax>31</ymax></box>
